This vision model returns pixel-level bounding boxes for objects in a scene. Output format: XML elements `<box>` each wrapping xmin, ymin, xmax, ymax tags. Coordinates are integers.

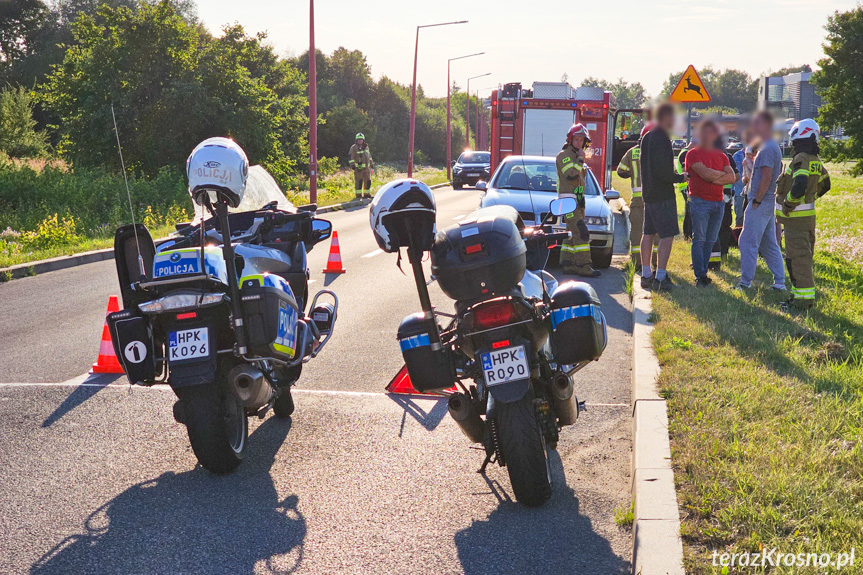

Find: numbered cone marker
<box><xmin>91</xmin><ymin>295</ymin><xmax>125</xmax><ymax>374</ymax></box>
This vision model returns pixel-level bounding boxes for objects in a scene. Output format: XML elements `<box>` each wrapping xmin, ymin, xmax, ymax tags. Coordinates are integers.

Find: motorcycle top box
<box><xmin>239</xmin><ymin>273</ymin><xmax>301</xmax><ymax>361</ymax></box>
<box><xmin>549</xmin><ymin>281</ymin><xmax>607</xmax><ymax>365</ymax></box>
<box><xmin>431</xmin><ymin>206</ymin><xmax>527</xmax><ymax>302</ymax></box>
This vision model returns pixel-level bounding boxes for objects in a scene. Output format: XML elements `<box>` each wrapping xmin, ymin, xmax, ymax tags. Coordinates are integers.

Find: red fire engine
<box><xmin>490</xmin><ymin>82</ymin><xmax>617</xmax><ymax>190</ymax></box>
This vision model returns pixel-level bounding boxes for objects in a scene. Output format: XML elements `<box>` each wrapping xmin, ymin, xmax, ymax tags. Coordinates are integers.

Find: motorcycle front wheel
<box><xmin>182</xmin><ymin>382</ymin><xmax>248</xmax><ymax>474</ymax></box>
<box><xmin>496</xmin><ymin>391</ymin><xmax>553</xmax><ymax>506</ymax></box>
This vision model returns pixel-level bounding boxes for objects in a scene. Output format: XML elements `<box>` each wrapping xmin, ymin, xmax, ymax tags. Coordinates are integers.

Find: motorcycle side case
<box><xmin>549</xmin><ymin>281</ymin><xmax>607</xmax><ymax>364</ymax></box>
<box><xmin>107</xmin><ymin>309</ymin><xmax>158</xmax><ymax>384</ymax></box>
<box><xmin>431</xmin><ymin>206</ymin><xmax>526</xmax><ymax>302</ymax></box>
<box><xmin>397</xmin><ymin>313</ymin><xmax>455</xmax><ymax>392</ymax></box>
<box><xmin>240</xmin><ymin>274</ymin><xmax>300</xmax><ymax>361</ymax></box>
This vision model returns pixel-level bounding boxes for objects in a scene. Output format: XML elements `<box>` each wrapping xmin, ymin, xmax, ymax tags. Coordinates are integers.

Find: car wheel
<box><xmin>591</xmin><ymin>246</ymin><xmax>614</xmax><ymax>269</ymax></box>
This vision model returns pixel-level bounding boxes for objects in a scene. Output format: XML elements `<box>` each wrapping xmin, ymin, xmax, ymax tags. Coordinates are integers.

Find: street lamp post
<box><xmin>446</xmin><ymin>52</ymin><xmax>484</xmax><ymax>180</ymax></box>
<box><xmin>308</xmin><ymin>0</ymin><xmax>318</xmax><ymax>204</ymax></box>
<box><xmin>408</xmin><ymin>20</ymin><xmax>467</xmax><ymax>178</ymax></box>
<box><xmin>466</xmin><ymin>73</ymin><xmax>491</xmax><ymax>149</ymax></box>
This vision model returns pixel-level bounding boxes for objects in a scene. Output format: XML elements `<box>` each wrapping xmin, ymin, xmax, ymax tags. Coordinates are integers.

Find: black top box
<box><xmin>431</xmin><ymin>206</ymin><xmax>527</xmax><ymax>302</ymax></box>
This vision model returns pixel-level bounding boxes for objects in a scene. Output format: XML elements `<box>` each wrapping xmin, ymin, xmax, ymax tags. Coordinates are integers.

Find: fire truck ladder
<box><xmin>498</xmin><ymin>96</ymin><xmax>520</xmax><ymax>158</ymax></box>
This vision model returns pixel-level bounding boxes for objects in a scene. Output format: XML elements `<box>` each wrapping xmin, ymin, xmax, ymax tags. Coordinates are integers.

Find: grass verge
<box><xmin>648</xmin><ymin>163</ymin><xmax>863</xmax><ymax>573</ymax></box>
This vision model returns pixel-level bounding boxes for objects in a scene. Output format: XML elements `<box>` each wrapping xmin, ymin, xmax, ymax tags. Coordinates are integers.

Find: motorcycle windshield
<box><xmin>232</xmin><ymin>165</ymin><xmax>295</xmax><ymax>213</ymax></box>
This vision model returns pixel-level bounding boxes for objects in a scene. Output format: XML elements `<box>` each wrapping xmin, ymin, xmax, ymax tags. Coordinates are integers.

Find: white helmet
<box><xmin>788</xmin><ymin>119</ymin><xmax>820</xmax><ymax>144</ymax></box>
<box><xmin>186</xmin><ymin>137</ymin><xmax>249</xmax><ymax>208</ymax></box>
<box><xmin>369</xmin><ymin>179</ymin><xmax>437</xmax><ymax>253</ymax></box>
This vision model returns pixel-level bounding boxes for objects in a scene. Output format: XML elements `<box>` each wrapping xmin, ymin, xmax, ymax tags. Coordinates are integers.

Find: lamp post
<box><xmin>407</xmin><ymin>20</ymin><xmax>467</xmax><ymax>177</ymax></box>
<box><xmin>308</xmin><ymin>0</ymin><xmax>318</xmax><ymax>203</ymax></box>
<box><xmin>477</xmin><ymin>86</ymin><xmax>495</xmax><ymax>151</ymax></box>
<box><xmin>446</xmin><ymin>52</ymin><xmax>484</xmax><ymax>180</ymax></box>
<box><xmin>466</xmin><ymin>73</ymin><xmax>490</xmax><ymax>148</ymax></box>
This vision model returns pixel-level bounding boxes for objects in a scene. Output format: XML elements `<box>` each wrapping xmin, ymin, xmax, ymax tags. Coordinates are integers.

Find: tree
<box><xmin>0</xmin><ymin>0</ymin><xmax>48</xmax><ymax>81</ymax></box>
<box><xmin>813</xmin><ymin>5</ymin><xmax>863</xmax><ymax>174</ymax></box>
<box><xmin>582</xmin><ymin>77</ymin><xmax>648</xmax><ymax>109</ymax></box>
<box><xmin>768</xmin><ymin>64</ymin><xmax>812</xmax><ymax>78</ymax></box>
<box><xmin>0</xmin><ymin>85</ymin><xmax>47</xmax><ymax>157</ymax></box>
<box><xmin>660</xmin><ymin>67</ymin><xmax>757</xmax><ymax>112</ymax></box>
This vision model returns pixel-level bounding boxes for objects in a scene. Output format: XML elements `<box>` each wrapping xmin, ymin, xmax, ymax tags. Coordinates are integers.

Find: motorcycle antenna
<box><xmin>111</xmin><ymin>103</ymin><xmax>146</xmax><ymax>280</ymax></box>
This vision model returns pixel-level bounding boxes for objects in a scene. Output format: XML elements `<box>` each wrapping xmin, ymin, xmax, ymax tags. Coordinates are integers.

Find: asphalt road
<box><xmin>0</xmin><ymin>186</ymin><xmax>634</xmax><ymax>575</ymax></box>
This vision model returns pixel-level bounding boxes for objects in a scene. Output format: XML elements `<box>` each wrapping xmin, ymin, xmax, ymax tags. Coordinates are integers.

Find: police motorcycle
<box><xmin>370</xmin><ymin>180</ymin><xmax>607</xmax><ymax>506</ymax></box>
<box><xmin>107</xmin><ymin>138</ymin><xmax>338</xmax><ymax>474</ymax></box>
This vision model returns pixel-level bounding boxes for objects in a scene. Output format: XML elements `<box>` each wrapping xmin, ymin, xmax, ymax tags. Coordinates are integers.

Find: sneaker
<box><xmin>363</xmin><ymin>193</ymin><xmax>372</xmax><ymax>199</ymax></box>
<box><xmin>640</xmin><ymin>275</ymin><xmax>654</xmax><ymax>291</ymax></box>
<box><xmin>653</xmin><ymin>276</ymin><xmax>676</xmax><ymax>292</ymax></box>
<box><xmin>734</xmin><ymin>282</ymin><xmax>751</xmax><ymax>290</ymax></box>
<box><xmin>770</xmin><ymin>284</ymin><xmax>787</xmax><ymax>292</ymax></box>
<box><xmin>695</xmin><ymin>277</ymin><xmax>711</xmax><ymax>288</ymax></box>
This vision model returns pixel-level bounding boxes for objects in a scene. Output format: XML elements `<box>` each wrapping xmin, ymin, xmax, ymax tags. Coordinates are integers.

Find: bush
<box><xmin>19</xmin><ymin>213</ymin><xmax>79</xmax><ymax>250</ymax></box>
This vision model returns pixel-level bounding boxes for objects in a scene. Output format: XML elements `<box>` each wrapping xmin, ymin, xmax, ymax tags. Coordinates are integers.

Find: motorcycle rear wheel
<box><xmin>182</xmin><ymin>382</ymin><xmax>248</xmax><ymax>474</ymax></box>
<box><xmin>496</xmin><ymin>392</ymin><xmax>553</xmax><ymax>506</ymax></box>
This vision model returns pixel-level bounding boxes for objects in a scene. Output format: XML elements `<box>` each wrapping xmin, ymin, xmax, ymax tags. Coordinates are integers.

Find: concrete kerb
<box><xmin>0</xmin><ymin>182</ymin><xmax>453</xmax><ymax>280</ymax></box>
<box><xmin>631</xmin><ymin>280</ymin><xmax>685</xmax><ymax>575</ymax></box>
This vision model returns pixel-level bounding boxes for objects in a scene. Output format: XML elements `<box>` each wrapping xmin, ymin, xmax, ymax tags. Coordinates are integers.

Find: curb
<box><xmin>0</xmin><ymin>182</ymin><xmax>454</xmax><ymax>281</ymax></box>
<box><xmin>631</xmin><ymin>281</ymin><xmax>685</xmax><ymax>575</ymax></box>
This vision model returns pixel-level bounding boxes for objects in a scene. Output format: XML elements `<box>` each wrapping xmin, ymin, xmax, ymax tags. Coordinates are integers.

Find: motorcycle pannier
<box><xmin>397</xmin><ymin>313</ymin><xmax>455</xmax><ymax>392</ymax></box>
<box><xmin>240</xmin><ymin>274</ymin><xmax>301</xmax><ymax>362</ymax></box>
<box><xmin>431</xmin><ymin>206</ymin><xmax>527</xmax><ymax>302</ymax></box>
<box><xmin>549</xmin><ymin>281</ymin><xmax>607</xmax><ymax>364</ymax></box>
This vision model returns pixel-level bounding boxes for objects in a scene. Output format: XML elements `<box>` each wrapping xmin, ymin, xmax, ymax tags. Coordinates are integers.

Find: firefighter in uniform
<box><xmin>617</xmin><ymin>122</ymin><xmax>658</xmax><ymax>269</ymax></box>
<box><xmin>776</xmin><ymin>119</ymin><xmax>831</xmax><ymax>310</ymax></box>
<box><xmin>348</xmin><ymin>133</ymin><xmax>373</xmax><ymax>199</ymax></box>
<box><xmin>556</xmin><ymin>123</ymin><xmax>600</xmax><ymax>277</ymax></box>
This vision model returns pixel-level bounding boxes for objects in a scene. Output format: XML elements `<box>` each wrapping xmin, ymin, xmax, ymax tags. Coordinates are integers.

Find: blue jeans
<box><xmin>739</xmin><ymin>200</ymin><xmax>785</xmax><ymax>287</ymax></box>
<box><xmin>690</xmin><ymin>196</ymin><xmax>724</xmax><ymax>279</ymax></box>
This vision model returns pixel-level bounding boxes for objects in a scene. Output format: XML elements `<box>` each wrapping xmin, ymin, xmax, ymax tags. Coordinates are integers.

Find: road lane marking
<box><xmin>452</xmin><ymin>215</ymin><xmax>465</xmax><ymax>220</ymax></box>
<box><xmin>361</xmin><ymin>248</ymin><xmax>384</xmax><ymax>258</ymax></box>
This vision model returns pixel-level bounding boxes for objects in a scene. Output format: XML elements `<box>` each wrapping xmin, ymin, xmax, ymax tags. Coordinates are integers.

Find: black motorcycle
<box><xmin>386</xmin><ymin>196</ymin><xmax>608</xmax><ymax>506</ymax></box>
<box><xmin>107</xmin><ymin>167</ymin><xmax>338</xmax><ymax>473</ymax></box>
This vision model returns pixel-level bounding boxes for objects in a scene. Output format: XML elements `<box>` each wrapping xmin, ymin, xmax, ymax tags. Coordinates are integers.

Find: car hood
<box><xmin>482</xmin><ymin>187</ymin><xmax>609</xmax><ymax>223</ymax></box>
<box><xmin>456</xmin><ymin>163</ymin><xmax>490</xmax><ymax>169</ymax></box>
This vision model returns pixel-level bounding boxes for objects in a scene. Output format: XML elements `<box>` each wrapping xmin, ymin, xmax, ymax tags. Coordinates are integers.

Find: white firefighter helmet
<box><xmin>369</xmin><ymin>179</ymin><xmax>437</xmax><ymax>253</ymax></box>
<box><xmin>186</xmin><ymin>137</ymin><xmax>250</xmax><ymax>208</ymax></box>
<box><xmin>788</xmin><ymin>119</ymin><xmax>820</xmax><ymax>143</ymax></box>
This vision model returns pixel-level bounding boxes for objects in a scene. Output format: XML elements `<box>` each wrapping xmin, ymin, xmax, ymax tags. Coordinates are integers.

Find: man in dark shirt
<box><xmin>639</xmin><ymin>103</ymin><xmax>688</xmax><ymax>291</ymax></box>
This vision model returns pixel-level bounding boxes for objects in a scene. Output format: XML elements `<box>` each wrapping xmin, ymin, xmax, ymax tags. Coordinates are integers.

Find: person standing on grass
<box><xmin>639</xmin><ymin>102</ymin><xmax>688</xmax><ymax>291</ymax></box>
<box><xmin>736</xmin><ymin>110</ymin><xmax>786</xmax><ymax>291</ymax></box>
<box><xmin>732</xmin><ymin>136</ymin><xmax>748</xmax><ymax>227</ymax></box>
<box><xmin>684</xmin><ymin>119</ymin><xmax>737</xmax><ymax>287</ymax></box>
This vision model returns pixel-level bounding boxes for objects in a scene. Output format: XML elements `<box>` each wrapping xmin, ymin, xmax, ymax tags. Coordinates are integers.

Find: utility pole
<box><xmin>308</xmin><ymin>0</ymin><xmax>318</xmax><ymax>203</ymax></box>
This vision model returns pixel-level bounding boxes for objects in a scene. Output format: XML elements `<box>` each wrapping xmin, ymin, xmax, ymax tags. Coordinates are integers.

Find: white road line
<box><xmin>452</xmin><ymin>214</ymin><xmax>465</xmax><ymax>220</ymax></box>
<box><xmin>361</xmin><ymin>248</ymin><xmax>384</xmax><ymax>258</ymax></box>
<box><xmin>308</xmin><ymin>279</ymin><xmax>317</xmax><ymax>285</ymax></box>
<box><xmin>0</xmin><ymin>380</ymin><xmax>630</xmax><ymax>407</ymax></box>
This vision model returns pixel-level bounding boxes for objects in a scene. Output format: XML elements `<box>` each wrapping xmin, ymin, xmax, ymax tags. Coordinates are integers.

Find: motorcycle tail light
<box><xmin>473</xmin><ymin>300</ymin><xmax>518</xmax><ymax>330</ymax></box>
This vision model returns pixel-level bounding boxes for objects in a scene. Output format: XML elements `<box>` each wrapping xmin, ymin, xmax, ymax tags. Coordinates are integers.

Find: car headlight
<box><xmin>139</xmin><ymin>291</ymin><xmax>226</xmax><ymax>313</ymax></box>
<box><xmin>453</xmin><ymin>166</ymin><xmax>462</xmax><ymax>174</ymax></box>
<box><xmin>584</xmin><ymin>216</ymin><xmax>608</xmax><ymax>226</ymax></box>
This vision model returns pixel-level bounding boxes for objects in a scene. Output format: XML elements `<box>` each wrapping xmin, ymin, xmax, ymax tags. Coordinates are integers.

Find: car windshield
<box><xmin>491</xmin><ymin>159</ymin><xmax>600</xmax><ymax>195</ymax></box>
<box><xmin>458</xmin><ymin>152</ymin><xmax>490</xmax><ymax>164</ymax></box>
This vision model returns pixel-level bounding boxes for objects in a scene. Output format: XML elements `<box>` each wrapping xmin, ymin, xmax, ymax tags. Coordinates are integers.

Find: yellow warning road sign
<box><xmin>669</xmin><ymin>65</ymin><xmax>711</xmax><ymax>103</ymax></box>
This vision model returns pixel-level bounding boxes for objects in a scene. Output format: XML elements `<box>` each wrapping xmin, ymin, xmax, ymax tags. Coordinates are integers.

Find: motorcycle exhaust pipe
<box><xmin>447</xmin><ymin>393</ymin><xmax>485</xmax><ymax>444</ymax></box>
<box><xmin>228</xmin><ymin>365</ymin><xmax>273</xmax><ymax>409</ymax></box>
<box><xmin>551</xmin><ymin>371</ymin><xmax>578</xmax><ymax>426</ymax></box>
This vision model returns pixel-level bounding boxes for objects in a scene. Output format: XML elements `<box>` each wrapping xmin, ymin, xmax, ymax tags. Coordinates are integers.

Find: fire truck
<box><xmin>489</xmin><ymin>82</ymin><xmax>618</xmax><ymax>190</ymax></box>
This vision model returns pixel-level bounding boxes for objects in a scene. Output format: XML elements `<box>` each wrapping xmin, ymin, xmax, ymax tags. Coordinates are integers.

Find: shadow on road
<box><xmin>31</xmin><ymin>417</ymin><xmax>305</xmax><ymax>575</ymax></box>
<box><xmin>387</xmin><ymin>393</ymin><xmax>449</xmax><ymax>436</ymax></box>
<box><xmin>41</xmin><ymin>374</ymin><xmax>124</xmax><ymax>427</ymax></box>
<box><xmin>455</xmin><ymin>450</ymin><xmax>630</xmax><ymax>575</ymax></box>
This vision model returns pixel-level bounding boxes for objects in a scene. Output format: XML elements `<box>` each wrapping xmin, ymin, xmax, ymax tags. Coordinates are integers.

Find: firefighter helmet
<box><xmin>788</xmin><ymin>119</ymin><xmax>820</xmax><ymax>143</ymax></box>
<box><xmin>566</xmin><ymin>123</ymin><xmax>591</xmax><ymax>145</ymax></box>
<box><xmin>356</xmin><ymin>132</ymin><xmax>366</xmax><ymax>141</ymax></box>
<box><xmin>186</xmin><ymin>137</ymin><xmax>249</xmax><ymax>208</ymax></box>
<box><xmin>370</xmin><ymin>179</ymin><xmax>437</xmax><ymax>253</ymax></box>
<box><xmin>640</xmin><ymin>122</ymin><xmax>656</xmax><ymax>138</ymax></box>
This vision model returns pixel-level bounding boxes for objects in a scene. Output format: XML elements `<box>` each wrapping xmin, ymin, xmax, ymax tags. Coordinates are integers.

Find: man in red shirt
<box><xmin>684</xmin><ymin>119</ymin><xmax>738</xmax><ymax>286</ymax></box>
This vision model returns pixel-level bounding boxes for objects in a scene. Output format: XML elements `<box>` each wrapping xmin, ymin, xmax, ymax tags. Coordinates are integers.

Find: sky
<box><xmin>197</xmin><ymin>0</ymin><xmax>855</xmax><ymax>100</ymax></box>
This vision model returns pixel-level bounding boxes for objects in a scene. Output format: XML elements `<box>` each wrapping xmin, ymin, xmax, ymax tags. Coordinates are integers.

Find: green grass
<box><xmin>647</xmin><ymin>162</ymin><xmax>863</xmax><ymax>573</ymax></box>
<box><xmin>614</xmin><ymin>501</ymin><xmax>634</xmax><ymax>529</ymax></box>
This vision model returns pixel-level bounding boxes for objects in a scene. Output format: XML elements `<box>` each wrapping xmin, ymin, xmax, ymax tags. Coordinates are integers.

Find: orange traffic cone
<box><xmin>322</xmin><ymin>231</ymin><xmax>346</xmax><ymax>274</ymax></box>
<box><xmin>385</xmin><ymin>365</ymin><xmax>458</xmax><ymax>395</ymax></box>
<box><xmin>91</xmin><ymin>295</ymin><xmax>124</xmax><ymax>374</ymax></box>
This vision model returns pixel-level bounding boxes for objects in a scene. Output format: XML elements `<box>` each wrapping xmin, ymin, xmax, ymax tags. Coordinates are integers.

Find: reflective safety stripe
<box><xmin>572</xmin><ymin>245</ymin><xmax>591</xmax><ymax>252</ymax></box>
<box><xmin>820</xmin><ymin>173</ymin><xmax>829</xmax><ymax>181</ymax></box>
<box><xmin>631</xmin><ymin>247</ymin><xmax>641</xmax><ymax>254</ymax></box>
<box><xmin>631</xmin><ymin>192</ymin><xmax>642</xmax><ymax>198</ymax></box>
<box><xmin>792</xmin><ymin>169</ymin><xmax>811</xmax><ymax>178</ymax></box>
<box><xmin>709</xmin><ymin>252</ymin><xmax>721</xmax><ymax>262</ymax></box>
<box><xmin>652</xmin><ymin>247</ymin><xmax>659</xmax><ymax>253</ymax></box>
<box><xmin>775</xmin><ymin>202</ymin><xmax>815</xmax><ymax>218</ymax></box>
<box><xmin>560</xmin><ymin>245</ymin><xmax>576</xmax><ymax>253</ymax></box>
<box><xmin>792</xmin><ymin>287</ymin><xmax>816</xmax><ymax>299</ymax></box>
<box><xmin>632</xmin><ymin>186</ymin><xmax>643</xmax><ymax>192</ymax></box>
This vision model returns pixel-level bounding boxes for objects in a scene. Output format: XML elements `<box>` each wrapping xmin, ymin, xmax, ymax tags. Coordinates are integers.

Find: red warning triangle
<box><xmin>385</xmin><ymin>365</ymin><xmax>458</xmax><ymax>395</ymax></box>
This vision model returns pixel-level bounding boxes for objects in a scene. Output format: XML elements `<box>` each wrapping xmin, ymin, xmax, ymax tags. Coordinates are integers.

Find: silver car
<box><xmin>477</xmin><ymin>155</ymin><xmax>618</xmax><ymax>268</ymax></box>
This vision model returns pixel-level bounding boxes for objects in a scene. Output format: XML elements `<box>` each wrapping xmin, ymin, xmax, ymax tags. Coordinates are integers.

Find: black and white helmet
<box><xmin>186</xmin><ymin>137</ymin><xmax>250</xmax><ymax>208</ymax></box>
<box><xmin>369</xmin><ymin>179</ymin><xmax>437</xmax><ymax>253</ymax></box>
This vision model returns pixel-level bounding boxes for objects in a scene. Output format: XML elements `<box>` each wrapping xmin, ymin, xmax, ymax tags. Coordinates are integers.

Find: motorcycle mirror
<box><xmin>547</xmin><ymin>197</ymin><xmax>577</xmax><ymax>221</ymax></box>
<box><xmin>310</xmin><ymin>219</ymin><xmax>333</xmax><ymax>244</ymax></box>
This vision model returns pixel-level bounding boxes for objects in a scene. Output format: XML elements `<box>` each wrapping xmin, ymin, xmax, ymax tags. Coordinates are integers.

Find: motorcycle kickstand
<box><xmin>478</xmin><ymin>451</ymin><xmax>496</xmax><ymax>475</ymax></box>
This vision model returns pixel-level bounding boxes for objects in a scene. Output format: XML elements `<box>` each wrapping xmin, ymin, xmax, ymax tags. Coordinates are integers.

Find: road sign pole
<box><xmin>686</xmin><ymin>102</ymin><xmax>693</xmax><ymax>143</ymax></box>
